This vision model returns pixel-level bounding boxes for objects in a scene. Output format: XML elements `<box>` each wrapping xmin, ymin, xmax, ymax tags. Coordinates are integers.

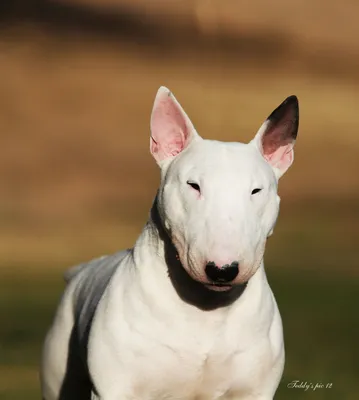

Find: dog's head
<box><xmin>150</xmin><ymin>87</ymin><xmax>299</xmax><ymax>291</ymax></box>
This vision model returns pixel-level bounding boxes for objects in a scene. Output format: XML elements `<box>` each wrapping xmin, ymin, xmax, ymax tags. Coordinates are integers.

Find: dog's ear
<box><xmin>150</xmin><ymin>86</ymin><xmax>200</xmax><ymax>164</ymax></box>
<box><xmin>251</xmin><ymin>96</ymin><xmax>299</xmax><ymax>179</ymax></box>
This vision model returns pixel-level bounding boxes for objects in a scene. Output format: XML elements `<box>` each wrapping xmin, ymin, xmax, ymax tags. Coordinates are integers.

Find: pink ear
<box><xmin>253</xmin><ymin>95</ymin><xmax>299</xmax><ymax>178</ymax></box>
<box><xmin>150</xmin><ymin>87</ymin><xmax>197</xmax><ymax>163</ymax></box>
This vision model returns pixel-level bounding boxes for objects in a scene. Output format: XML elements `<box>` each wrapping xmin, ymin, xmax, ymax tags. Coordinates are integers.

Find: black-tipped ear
<box><xmin>252</xmin><ymin>95</ymin><xmax>299</xmax><ymax>179</ymax></box>
<box><xmin>266</xmin><ymin>95</ymin><xmax>299</xmax><ymax>140</ymax></box>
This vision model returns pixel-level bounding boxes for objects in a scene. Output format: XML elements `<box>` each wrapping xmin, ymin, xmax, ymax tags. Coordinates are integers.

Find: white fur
<box><xmin>41</xmin><ymin>87</ymin><xmax>299</xmax><ymax>400</ymax></box>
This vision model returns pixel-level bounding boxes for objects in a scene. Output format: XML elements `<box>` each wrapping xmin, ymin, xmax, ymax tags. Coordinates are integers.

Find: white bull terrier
<box><xmin>40</xmin><ymin>87</ymin><xmax>299</xmax><ymax>400</ymax></box>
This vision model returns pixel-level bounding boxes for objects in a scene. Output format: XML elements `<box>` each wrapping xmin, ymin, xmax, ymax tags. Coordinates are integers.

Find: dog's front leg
<box><xmin>91</xmin><ymin>391</ymin><xmax>99</xmax><ymax>400</ymax></box>
<box><xmin>88</xmin><ymin>299</ymin><xmax>138</xmax><ymax>400</ymax></box>
<box><xmin>90</xmin><ymin>392</ymin><xmax>131</xmax><ymax>400</ymax></box>
<box><xmin>227</xmin><ymin>395</ymin><xmax>274</xmax><ymax>400</ymax></box>
<box><xmin>91</xmin><ymin>394</ymin><xmax>128</xmax><ymax>400</ymax></box>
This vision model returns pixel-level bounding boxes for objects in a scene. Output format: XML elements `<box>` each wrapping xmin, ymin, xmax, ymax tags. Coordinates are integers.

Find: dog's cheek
<box><xmin>263</xmin><ymin>195</ymin><xmax>280</xmax><ymax>239</ymax></box>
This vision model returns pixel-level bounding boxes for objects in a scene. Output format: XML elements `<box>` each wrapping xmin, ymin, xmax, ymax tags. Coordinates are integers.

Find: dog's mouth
<box><xmin>204</xmin><ymin>282</ymin><xmax>233</xmax><ymax>292</ymax></box>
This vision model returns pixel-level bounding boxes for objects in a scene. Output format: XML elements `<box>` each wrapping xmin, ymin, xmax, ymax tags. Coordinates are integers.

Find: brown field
<box><xmin>1</xmin><ymin>0</ymin><xmax>358</xmax><ymax>269</ymax></box>
<box><xmin>0</xmin><ymin>1</ymin><xmax>358</xmax><ymax>399</ymax></box>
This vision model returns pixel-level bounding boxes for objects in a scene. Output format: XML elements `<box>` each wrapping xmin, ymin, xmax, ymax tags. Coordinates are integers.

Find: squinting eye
<box><xmin>251</xmin><ymin>188</ymin><xmax>262</xmax><ymax>195</ymax></box>
<box><xmin>187</xmin><ymin>181</ymin><xmax>201</xmax><ymax>193</ymax></box>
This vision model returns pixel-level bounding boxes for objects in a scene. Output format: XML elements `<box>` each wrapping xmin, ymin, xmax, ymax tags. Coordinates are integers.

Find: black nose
<box><xmin>205</xmin><ymin>261</ymin><xmax>239</xmax><ymax>283</ymax></box>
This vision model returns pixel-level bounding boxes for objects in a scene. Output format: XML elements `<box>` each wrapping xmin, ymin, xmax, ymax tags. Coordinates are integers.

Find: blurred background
<box><xmin>0</xmin><ymin>0</ymin><xmax>358</xmax><ymax>399</ymax></box>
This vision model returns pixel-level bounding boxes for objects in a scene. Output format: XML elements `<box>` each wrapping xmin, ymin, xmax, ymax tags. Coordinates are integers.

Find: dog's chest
<box><xmin>128</xmin><ymin>310</ymin><xmax>268</xmax><ymax>400</ymax></box>
<box><xmin>92</xmin><ymin>268</ymin><xmax>279</xmax><ymax>399</ymax></box>
<box><xmin>135</xmin><ymin>328</ymin><xmax>234</xmax><ymax>398</ymax></box>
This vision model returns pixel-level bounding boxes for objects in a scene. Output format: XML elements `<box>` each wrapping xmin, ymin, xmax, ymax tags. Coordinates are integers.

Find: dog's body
<box><xmin>41</xmin><ymin>87</ymin><xmax>299</xmax><ymax>400</ymax></box>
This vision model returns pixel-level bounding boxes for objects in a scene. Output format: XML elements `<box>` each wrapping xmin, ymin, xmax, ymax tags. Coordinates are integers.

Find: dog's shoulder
<box><xmin>63</xmin><ymin>249</ymin><xmax>132</xmax><ymax>346</ymax></box>
<box><xmin>63</xmin><ymin>249</ymin><xmax>130</xmax><ymax>284</ymax></box>
<box><xmin>63</xmin><ymin>255</ymin><xmax>106</xmax><ymax>284</ymax></box>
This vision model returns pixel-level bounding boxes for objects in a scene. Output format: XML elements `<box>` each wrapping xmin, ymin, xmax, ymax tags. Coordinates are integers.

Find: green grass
<box><xmin>0</xmin><ymin>273</ymin><xmax>63</xmax><ymax>399</ymax></box>
<box><xmin>272</xmin><ymin>270</ymin><xmax>359</xmax><ymax>399</ymax></box>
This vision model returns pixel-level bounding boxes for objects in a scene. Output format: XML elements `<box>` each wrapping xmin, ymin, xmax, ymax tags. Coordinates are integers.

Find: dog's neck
<box><xmin>132</xmin><ymin>196</ymin><xmax>249</xmax><ymax>311</ymax></box>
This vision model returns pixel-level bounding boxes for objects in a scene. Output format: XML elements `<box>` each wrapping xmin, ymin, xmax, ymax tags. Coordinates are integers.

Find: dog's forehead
<box><xmin>177</xmin><ymin>139</ymin><xmax>272</xmax><ymax>180</ymax></box>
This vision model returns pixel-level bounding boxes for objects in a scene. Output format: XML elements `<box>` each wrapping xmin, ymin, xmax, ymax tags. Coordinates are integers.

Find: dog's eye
<box><xmin>251</xmin><ymin>188</ymin><xmax>262</xmax><ymax>195</ymax></box>
<box><xmin>187</xmin><ymin>181</ymin><xmax>201</xmax><ymax>192</ymax></box>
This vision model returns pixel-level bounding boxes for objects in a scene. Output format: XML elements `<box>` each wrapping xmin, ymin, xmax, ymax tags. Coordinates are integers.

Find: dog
<box><xmin>40</xmin><ymin>86</ymin><xmax>299</xmax><ymax>400</ymax></box>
